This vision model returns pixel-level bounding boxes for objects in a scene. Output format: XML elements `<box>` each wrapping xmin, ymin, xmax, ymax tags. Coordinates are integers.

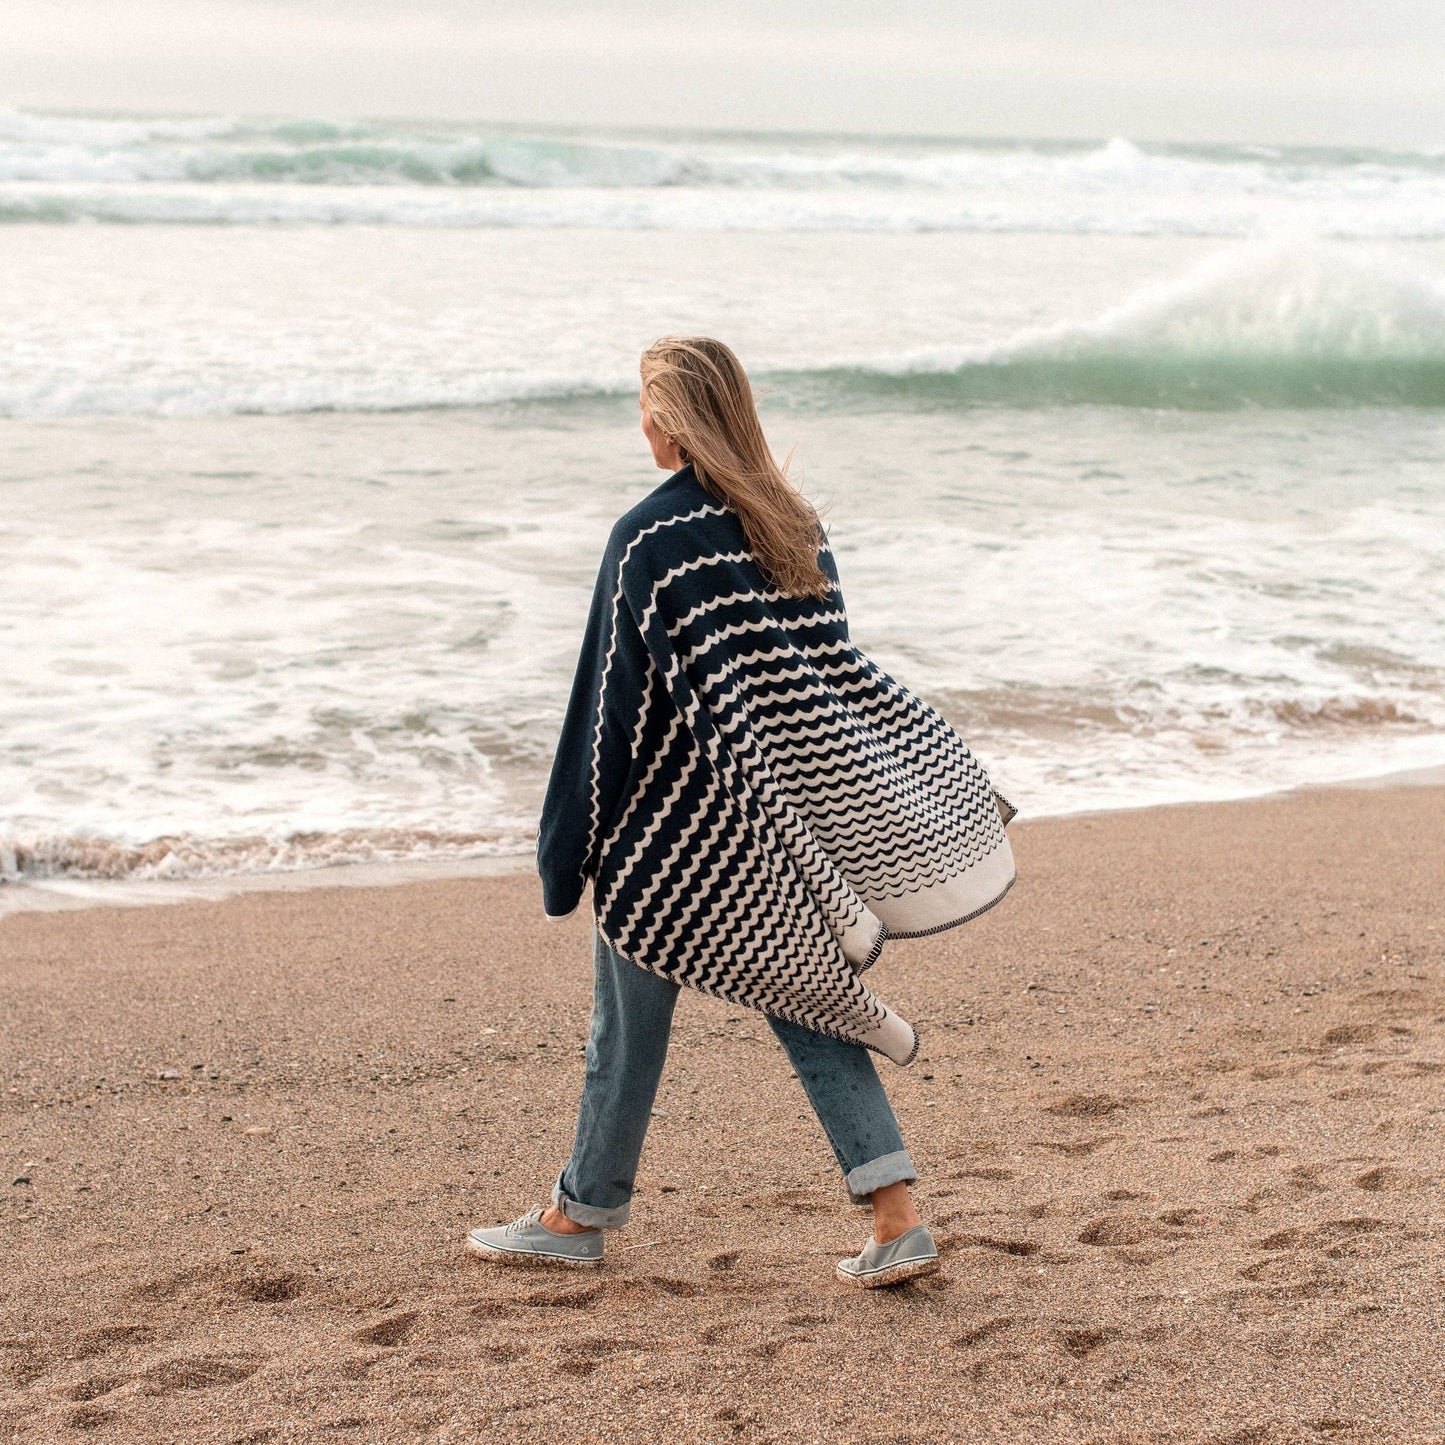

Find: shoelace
<box><xmin>503</xmin><ymin>1206</ymin><xmax>545</xmax><ymax>1237</ymax></box>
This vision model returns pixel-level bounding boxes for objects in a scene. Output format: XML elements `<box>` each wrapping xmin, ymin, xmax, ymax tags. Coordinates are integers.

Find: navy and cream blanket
<box><xmin>537</xmin><ymin>463</ymin><xmax>1015</xmax><ymax>1065</ymax></box>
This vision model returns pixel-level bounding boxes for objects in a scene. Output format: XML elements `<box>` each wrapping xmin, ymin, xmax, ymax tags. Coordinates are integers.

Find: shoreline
<box><xmin>5</xmin><ymin>755</ymin><xmax>1444</xmax><ymax>921</ymax></box>
<box><xmin>4</xmin><ymin>782</ymin><xmax>1441</xmax><ymax>1441</ymax></box>
<box><xmin>0</xmin><ymin>849</ymin><xmax>529</xmax><ymax>919</ymax></box>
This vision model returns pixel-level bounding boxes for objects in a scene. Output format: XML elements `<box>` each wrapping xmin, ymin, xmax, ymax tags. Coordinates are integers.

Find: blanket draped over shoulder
<box><xmin>538</xmin><ymin>464</ymin><xmax>1015</xmax><ymax>1065</ymax></box>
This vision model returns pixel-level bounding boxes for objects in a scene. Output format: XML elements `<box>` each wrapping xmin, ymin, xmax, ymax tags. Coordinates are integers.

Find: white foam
<box><xmin>0</xmin><ymin>852</ymin><xmax>528</xmax><ymax>917</ymax></box>
<box><xmin>0</xmin><ymin>362</ymin><xmax>634</xmax><ymax>419</ymax></box>
<box><xmin>3</xmin><ymin>237</ymin><xmax>1442</xmax><ymax>420</ymax></box>
<box><xmin>4</xmin><ymin>175</ymin><xmax>1444</xmax><ymax>238</ymax></box>
<box><xmin>846</xmin><ymin>240</ymin><xmax>1445</xmax><ymax>378</ymax></box>
<box><xmin>1017</xmin><ymin>240</ymin><xmax>1445</xmax><ymax>359</ymax></box>
<box><xmin>2</xmin><ymin>111</ymin><xmax>1445</xmax><ymax>238</ymax></box>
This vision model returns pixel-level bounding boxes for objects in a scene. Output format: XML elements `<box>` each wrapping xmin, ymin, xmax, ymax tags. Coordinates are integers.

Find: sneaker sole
<box><xmin>465</xmin><ymin>1236</ymin><xmax>603</xmax><ymax>1269</ymax></box>
<box><xmin>835</xmin><ymin>1254</ymin><xmax>940</xmax><ymax>1290</ymax></box>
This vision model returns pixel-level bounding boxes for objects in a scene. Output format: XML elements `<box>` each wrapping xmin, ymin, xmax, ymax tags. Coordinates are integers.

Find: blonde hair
<box><xmin>640</xmin><ymin>336</ymin><xmax>830</xmax><ymax>600</ymax></box>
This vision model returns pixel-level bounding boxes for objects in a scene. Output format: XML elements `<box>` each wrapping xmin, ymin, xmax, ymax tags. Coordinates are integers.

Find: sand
<box><xmin>2</xmin><ymin>785</ymin><xmax>1442</xmax><ymax>1444</ymax></box>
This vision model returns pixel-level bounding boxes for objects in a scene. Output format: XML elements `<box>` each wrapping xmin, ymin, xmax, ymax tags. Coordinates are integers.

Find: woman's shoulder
<box><xmin>606</xmin><ymin>465</ymin><xmax>731</xmax><ymax>567</ymax></box>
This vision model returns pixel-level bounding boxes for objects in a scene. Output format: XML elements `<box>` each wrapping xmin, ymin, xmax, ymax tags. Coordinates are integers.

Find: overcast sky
<box><xmin>5</xmin><ymin>0</ymin><xmax>1444</xmax><ymax>147</ymax></box>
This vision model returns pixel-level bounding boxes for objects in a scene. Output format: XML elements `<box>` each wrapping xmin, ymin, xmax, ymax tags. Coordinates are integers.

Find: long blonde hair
<box><xmin>640</xmin><ymin>336</ymin><xmax>830</xmax><ymax>600</ymax></box>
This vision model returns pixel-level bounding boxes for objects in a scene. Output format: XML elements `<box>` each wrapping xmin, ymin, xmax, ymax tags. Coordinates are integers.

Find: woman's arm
<box><xmin>536</xmin><ymin>536</ymin><xmax>652</xmax><ymax>918</ymax></box>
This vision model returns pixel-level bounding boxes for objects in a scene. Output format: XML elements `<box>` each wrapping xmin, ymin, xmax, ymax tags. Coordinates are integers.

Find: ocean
<box><xmin>3</xmin><ymin>111</ymin><xmax>1444</xmax><ymax>898</ymax></box>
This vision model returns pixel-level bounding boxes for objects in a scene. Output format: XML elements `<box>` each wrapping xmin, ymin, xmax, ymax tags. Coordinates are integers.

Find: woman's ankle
<box><xmin>541</xmin><ymin>1204</ymin><xmax>596</xmax><ymax>1234</ymax></box>
<box><xmin>870</xmin><ymin>1181</ymin><xmax>923</xmax><ymax>1243</ymax></box>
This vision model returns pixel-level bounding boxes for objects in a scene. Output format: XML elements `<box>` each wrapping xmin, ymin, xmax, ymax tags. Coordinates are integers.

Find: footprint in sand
<box><xmin>482</xmin><ymin>1343</ymin><xmax>529</xmax><ymax>1363</ymax></box>
<box><xmin>1156</xmin><ymin>1207</ymin><xmax>1210</xmax><ymax>1232</ymax></box>
<box><xmin>338</xmin><ymin>1355</ymin><xmax>382</xmax><ymax>1379</ymax></box>
<box><xmin>1321</xmin><ymin>1023</ymin><xmax>1377</xmax><ymax>1047</ymax></box>
<box><xmin>1358</xmin><ymin>987</ymin><xmax>1424</xmax><ymax>1005</ymax></box>
<box><xmin>952</xmin><ymin>1233</ymin><xmax>1041</xmax><ymax>1257</ymax></box>
<box><xmin>1253</xmin><ymin>1225</ymin><xmax>1306</xmax><ymax>1250</ymax></box>
<box><xmin>1033</xmin><ymin>1137</ymin><xmax>1117</xmax><ymax>1157</ymax></box>
<box><xmin>1058</xmin><ymin>1325</ymin><xmax>1120</xmax><ymax>1358</ymax></box>
<box><xmin>237</xmin><ymin>1272</ymin><xmax>309</xmax><ymax>1303</ymax></box>
<box><xmin>66</xmin><ymin>1404</ymin><xmax>116</xmax><ymax>1430</ymax></box>
<box><xmin>951</xmin><ymin>1317</ymin><xmax>1016</xmax><ymax>1349</ymax></box>
<box><xmin>71</xmin><ymin>1324</ymin><xmax>155</xmax><ymax>1359</ymax></box>
<box><xmin>1321</xmin><ymin>1221</ymin><xmax>1405</xmax><ymax>1260</ymax></box>
<box><xmin>130</xmin><ymin>1266</ymin><xmax>213</xmax><ymax>1303</ymax></box>
<box><xmin>1236</xmin><ymin>1254</ymin><xmax>1310</xmax><ymax>1284</ymax></box>
<box><xmin>64</xmin><ymin>1374</ymin><xmax>124</xmax><ymax>1402</ymax></box>
<box><xmin>715</xmin><ymin>1406</ymin><xmax>764</xmax><ymax>1432</ymax></box>
<box><xmin>522</xmin><ymin>1283</ymin><xmax>604</xmax><ymax>1309</ymax></box>
<box><xmin>1077</xmin><ymin>1215</ymin><xmax>1153</xmax><ymax>1247</ymax></box>
<box><xmin>2</xmin><ymin>1325</ymin><xmax>154</xmax><ymax>1389</ymax></box>
<box><xmin>556</xmin><ymin>1357</ymin><xmax>598</xmax><ymax>1378</ymax></box>
<box><xmin>555</xmin><ymin>1335</ymin><xmax>643</xmax><ymax>1376</ymax></box>
<box><xmin>511</xmin><ymin>1277</ymin><xmax>691</xmax><ymax>1316</ymax></box>
<box><xmin>1285</xmin><ymin>1164</ymin><xmax>1330</xmax><ymax>1193</ymax></box>
<box><xmin>1044</xmin><ymin>1093</ymin><xmax>1135</xmax><ymax>1118</ymax></box>
<box><xmin>138</xmin><ymin>1352</ymin><xmax>264</xmax><ymax>1396</ymax></box>
<box><xmin>468</xmin><ymin>1298</ymin><xmax>514</xmax><ymax>1320</ymax></box>
<box><xmin>646</xmin><ymin>1275</ymin><xmax>701</xmax><ymax>1298</ymax></box>
<box><xmin>350</xmin><ymin>1312</ymin><xmax>417</xmax><ymax>1347</ymax></box>
<box><xmin>1205</xmin><ymin>1425</ymin><xmax>1273</xmax><ymax>1445</ymax></box>
<box><xmin>1253</xmin><ymin>1217</ymin><xmax>1391</xmax><ymax>1255</ymax></box>
<box><xmin>767</xmin><ymin>1188</ymin><xmax>830</xmax><ymax>1214</ymax></box>
<box><xmin>1355</xmin><ymin>1165</ymin><xmax>1430</xmax><ymax>1192</ymax></box>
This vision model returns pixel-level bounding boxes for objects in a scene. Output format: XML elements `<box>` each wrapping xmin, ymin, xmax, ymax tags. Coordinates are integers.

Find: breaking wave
<box><xmin>4</xmin><ymin>110</ymin><xmax>1445</xmax><ymax>236</ymax></box>
<box><xmin>788</xmin><ymin>244</ymin><xmax>1445</xmax><ymax>410</ymax></box>
<box><xmin>5</xmin><ymin>241</ymin><xmax>1442</xmax><ymax>417</ymax></box>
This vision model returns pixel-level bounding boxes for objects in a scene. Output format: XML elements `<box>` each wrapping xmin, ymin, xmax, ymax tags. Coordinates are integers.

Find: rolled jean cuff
<box><xmin>844</xmin><ymin>1149</ymin><xmax>917</xmax><ymax>1205</ymax></box>
<box><xmin>552</xmin><ymin>1172</ymin><xmax>630</xmax><ymax>1230</ymax></box>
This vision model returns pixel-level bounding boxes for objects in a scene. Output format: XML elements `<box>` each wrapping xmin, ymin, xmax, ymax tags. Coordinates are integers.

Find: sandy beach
<box><xmin>2</xmin><ymin>784</ymin><xmax>1442</xmax><ymax>1444</ymax></box>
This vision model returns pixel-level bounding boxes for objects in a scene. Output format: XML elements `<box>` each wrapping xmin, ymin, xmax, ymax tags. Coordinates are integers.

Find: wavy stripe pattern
<box><xmin>541</xmin><ymin>465</ymin><xmax>1016</xmax><ymax>1065</ymax></box>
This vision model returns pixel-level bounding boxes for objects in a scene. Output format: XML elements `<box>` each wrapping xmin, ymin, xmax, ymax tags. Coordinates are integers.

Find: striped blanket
<box><xmin>537</xmin><ymin>463</ymin><xmax>1015</xmax><ymax>1064</ymax></box>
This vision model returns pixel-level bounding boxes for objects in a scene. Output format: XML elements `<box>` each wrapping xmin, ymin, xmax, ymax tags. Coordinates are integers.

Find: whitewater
<box><xmin>2</xmin><ymin>110</ymin><xmax>1444</xmax><ymax>899</ymax></box>
<box><xmin>5</xmin><ymin>111</ymin><xmax>1445</xmax><ymax>239</ymax></box>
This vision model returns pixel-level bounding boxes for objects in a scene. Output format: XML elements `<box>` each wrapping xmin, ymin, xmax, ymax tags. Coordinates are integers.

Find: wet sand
<box><xmin>2</xmin><ymin>785</ymin><xmax>1442</xmax><ymax>1444</ymax></box>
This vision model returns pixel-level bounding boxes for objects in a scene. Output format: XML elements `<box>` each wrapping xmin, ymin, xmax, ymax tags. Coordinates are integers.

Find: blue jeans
<box><xmin>553</xmin><ymin>933</ymin><xmax>917</xmax><ymax>1228</ymax></box>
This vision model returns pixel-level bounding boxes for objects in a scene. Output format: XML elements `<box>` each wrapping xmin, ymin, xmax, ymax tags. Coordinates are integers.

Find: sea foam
<box><xmin>3</xmin><ymin>110</ymin><xmax>1445</xmax><ymax>237</ymax></box>
<box><xmin>3</xmin><ymin>240</ymin><xmax>1442</xmax><ymax>418</ymax></box>
<box><xmin>805</xmin><ymin>242</ymin><xmax>1445</xmax><ymax>408</ymax></box>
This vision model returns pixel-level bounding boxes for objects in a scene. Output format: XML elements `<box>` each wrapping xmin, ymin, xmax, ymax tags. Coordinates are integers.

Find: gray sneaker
<box><xmin>466</xmin><ymin>1206</ymin><xmax>604</xmax><ymax>1269</ymax></box>
<box><xmin>836</xmin><ymin>1223</ymin><xmax>939</xmax><ymax>1289</ymax></box>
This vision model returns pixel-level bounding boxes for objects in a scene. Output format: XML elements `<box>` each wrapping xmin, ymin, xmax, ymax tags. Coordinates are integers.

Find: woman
<box><xmin>468</xmin><ymin>337</ymin><xmax>1015</xmax><ymax>1289</ymax></box>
